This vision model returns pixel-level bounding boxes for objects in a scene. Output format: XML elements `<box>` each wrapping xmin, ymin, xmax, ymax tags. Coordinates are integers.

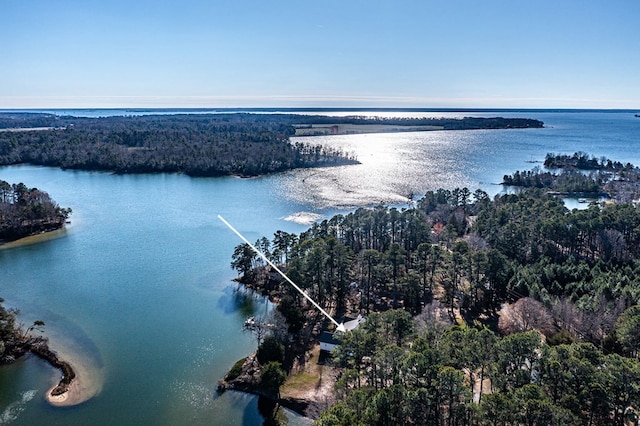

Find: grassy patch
<box><xmin>225</xmin><ymin>357</ymin><xmax>247</xmax><ymax>381</ymax></box>
<box><xmin>280</xmin><ymin>345</ymin><xmax>330</xmax><ymax>398</ymax></box>
<box><xmin>281</xmin><ymin>371</ymin><xmax>319</xmax><ymax>393</ymax></box>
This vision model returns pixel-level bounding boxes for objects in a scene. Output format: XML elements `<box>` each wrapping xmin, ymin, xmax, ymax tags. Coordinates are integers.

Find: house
<box><xmin>319</xmin><ymin>331</ymin><xmax>341</xmax><ymax>352</ymax></box>
<box><xmin>319</xmin><ymin>315</ymin><xmax>366</xmax><ymax>353</ymax></box>
<box><xmin>342</xmin><ymin>314</ymin><xmax>365</xmax><ymax>331</ymax></box>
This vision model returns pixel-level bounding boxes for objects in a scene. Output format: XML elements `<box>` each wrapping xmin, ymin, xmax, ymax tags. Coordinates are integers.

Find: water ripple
<box><xmin>0</xmin><ymin>390</ymin><xmax>37</xmax><ymax>425</ymax></box>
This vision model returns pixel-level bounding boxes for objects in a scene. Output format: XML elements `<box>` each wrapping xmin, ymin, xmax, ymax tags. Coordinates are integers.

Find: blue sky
<box><xmin>1</xmin><ymin>0</ymin><xmax>638</xmax><ymax>109</ymax></box>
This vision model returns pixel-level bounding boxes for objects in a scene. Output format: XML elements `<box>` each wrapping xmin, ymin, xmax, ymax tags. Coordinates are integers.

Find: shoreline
<box><xmin>218</xmin><ymin>373</ymin><xmax>312</xmax><ymax>420</ymax></box>
<box><xmin>218</xmin><ymin>344</ymin><xmax>335</xmax><ymax>420</ymax></box>
<box><xmin>2</xmin><ymin>340</ymin><xmax>87</xmax><ymax>407</ymax></box>
<box><xmin>41</xmin><ymin>343</ymin><xmax>102</xmax><ymax>407</ymax></box>
<box><xmin>217</xmin><ymin>354</ymin><xmax>309</xmax><ymax>416</ymax></box>
<box><xmin>0</xmin><ymin>227</ymin><xmax>68</xmax><ymax>250</ymax></box>
<box><xmin>40</xmin><ymin>329</ymin><xmax>104</xmax><ymax>407</ymax></box>
<box><xmin>27</xmin><ymin>344</ymin><xmax>78</xmax><ymax>405</ymax></box>
<box><xmin>6</xmin><ymin>319</ymin><xmax>104</xmax><ymax>407</ymax></box>
<box><xmin>46</xmin><ymin>377</ymin><xmax>85</xmax><ymax>407</ymax></box>
<box><xmin>294</xmin><ymin>123</ymin><xmax>444</xmax><ymax>136</ymax></box>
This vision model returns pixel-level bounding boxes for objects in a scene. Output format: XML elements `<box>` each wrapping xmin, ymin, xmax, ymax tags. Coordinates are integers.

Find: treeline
<box><xmin>503</xmin><ymin>152</ymin><xmax>640</xmax><ymax>198</ymax></box>
<box><xmin>0</xmin><ymin>113</ymin><xmax>357</xmax><ymax>177</ymax></box>
<box><xmin>234</xmin><ymin>188</ymin><xmax>640</xmax><ymax>336</ymax></box>
<box><xmin>0</xmin><ymin>113</ymin><xmax>541</xmax><ymax>177</ymax></box>
<box><xmin>502</xmin><ymin>167</ymin><xmax>606</xmax><ymax>194</ymax></box>
<box><xmin>231</xmin><ymin>168</ymin><xmax>640</xmax><ymax>423</ymax></box>
<box><xmin>544</xmin><ymin>151</ymin><xmax>631</xmax><ymax>170</ymax></box>
<box><xmin>0</xmin><ymin>113</ymin><xmax>544</xmax><ymax>132</ymax></box>
<box><xmin>0</xmin><ymin>112</ymin><xmax>67</xmax><ymax>129</ymax></box>
<box><xmin>0</xmin><ymin>179</ymin><xmax>71</xmax><ymax>242</ymax></box>
<box><xmin>289</xmin><ymin>115</ymin><xmax>544</xmax><ymax>130</ymax></box>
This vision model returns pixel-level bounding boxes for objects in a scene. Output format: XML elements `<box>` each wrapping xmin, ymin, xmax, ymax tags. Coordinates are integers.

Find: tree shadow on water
<box><xmin>257</xmin><ymin>396</ymin><xmax>284</xmax><ymax>426</ymax></box>
<box><xmin>217</xmin><ymin>285</ymin><xmax>265</xmax><ymax>317</ymax></box>
<box><xmin>240</xmin><ymin>395</ymin><xmax>283</xmax><ymax>426</ymax></box>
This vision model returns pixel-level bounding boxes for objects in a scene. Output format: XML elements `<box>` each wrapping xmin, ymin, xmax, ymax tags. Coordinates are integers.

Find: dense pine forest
<box><xmin>0</xmin><ymin>113</ymin><xmax>541</xmax><ymax>177</ymax></box>
<box><xmin>230</xmin><ymin>154</ymin><xmax>640</xmax><ymax>425</ymax></box>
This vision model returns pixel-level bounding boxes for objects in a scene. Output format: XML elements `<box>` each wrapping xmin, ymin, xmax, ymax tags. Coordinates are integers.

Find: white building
<box><xmin>319</xmin><ymin>315</ymin><xmax>366</xmax><ymax>352</ymax></box>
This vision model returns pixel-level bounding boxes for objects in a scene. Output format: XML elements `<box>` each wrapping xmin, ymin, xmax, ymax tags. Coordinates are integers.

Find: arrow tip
<box><xmin>336</xmin><ymin>323</ymin><xmax>346</xmax><ymax>333</ymax></box>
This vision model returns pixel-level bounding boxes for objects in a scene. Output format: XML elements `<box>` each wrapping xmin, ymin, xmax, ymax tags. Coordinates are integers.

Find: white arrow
<box><xmin>218</xmin><ymin>215</ymin><xmax>346</xmax><ymax>332</ymax></box>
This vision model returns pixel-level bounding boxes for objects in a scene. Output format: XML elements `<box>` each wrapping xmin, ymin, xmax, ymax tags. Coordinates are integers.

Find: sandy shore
<box><xmin>0</xmin><ymin>228</ymin><xmax>68</xmax><ymax>250</ymax></box>
<box><xmin>43</xmin><ymin>335</ymin><xmax>104</xmax><ymax>407</ymax></box>
<box><xmin>47</xmin><ymin>378</ymin><xmax>86</xmax><ymax>407</ymax></box>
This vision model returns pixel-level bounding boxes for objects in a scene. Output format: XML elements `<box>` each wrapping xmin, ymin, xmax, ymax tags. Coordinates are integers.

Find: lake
<box><xmin>0</xmin><ymin>110</ymin><xmax>638</xmax><ymax>425</ymax></box>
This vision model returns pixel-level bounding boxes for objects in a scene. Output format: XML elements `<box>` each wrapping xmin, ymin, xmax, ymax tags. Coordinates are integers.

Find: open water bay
<box><xmin>0</xmin><ymin>110</ymin><xmax>638</xmax><ymax>424</ymax></box>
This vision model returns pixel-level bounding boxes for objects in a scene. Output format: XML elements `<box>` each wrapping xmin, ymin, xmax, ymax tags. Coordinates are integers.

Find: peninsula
<box><xmin>0</xmin><ymin>179</ymin><xmax>71</xmax><ymax>244</ymax></box>
<box><xmin>224</xmin><ymin>154</ymin><xmax>640</xmax><ymax>424</ymax></box>
<box><xmin>0</xmin><ymin>299</ymin><xmax>77</xmax><ymax>405</ymax></box>
<box><xmin>0</xmin><ymin>113</ymin><xmax>542</xmax><ymax>177</ymax></box>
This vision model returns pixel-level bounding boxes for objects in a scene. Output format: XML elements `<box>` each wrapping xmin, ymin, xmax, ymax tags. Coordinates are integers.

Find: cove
<box><xmin>0</xmin><ymin>166</ymin><xmax>318</xmax><ymax>425</ymax></box>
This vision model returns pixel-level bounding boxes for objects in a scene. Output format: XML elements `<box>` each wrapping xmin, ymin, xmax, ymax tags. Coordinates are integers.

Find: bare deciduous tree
<box><xmin>498</xmin><ymin>297</ymin><xmax>554</xmax><ymax>335</ymax></box>
<box><xmin>414</xmin><ymin>300</ymin><xmax>453</xmax><ymax>335</ymax></box>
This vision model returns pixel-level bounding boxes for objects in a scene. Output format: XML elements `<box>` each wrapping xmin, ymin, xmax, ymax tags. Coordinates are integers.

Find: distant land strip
<box><xmin>0</xmin><ymin>126</ymin><xmax>62</xmax><ymax>132</ymax></box>
<box><xmin>0</xmin><ymin>113</ymin><xmax>543</xmax><ymax>177</ymax></box>
<box><xmin>294</xmin><ymin>123</ymin><xmax>445</xmax><ymax>136</ymax></box>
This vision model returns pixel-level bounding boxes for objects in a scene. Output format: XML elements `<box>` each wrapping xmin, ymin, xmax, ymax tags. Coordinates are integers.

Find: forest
<box><xmin>229</xmin><ymin>155</ymin><xmax>640</xmax><ymax>425</ymax></box>
<box><xmin>0</xmin><ymin>113</ymin><xmax>541</xmax><ymax>177</ymax></box>
<box><xmin>0</xmin><ymin>179</ymin><xmax>71</xmax><ymax>242</ymax></box>
<box><xmin>503</xmin><ymin>152</ymin><xmax>640</xmax><ymax>202</ymax></box>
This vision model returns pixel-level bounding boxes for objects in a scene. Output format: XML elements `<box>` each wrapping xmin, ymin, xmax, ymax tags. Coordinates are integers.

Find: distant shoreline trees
<box><xmin>503</xmin><ymin>152</ymin><xmax>640</xmax><ymax>201</ymax></box>
<box><xmin>0</xmin><ymin>113</ymin><xmax>542</xmax><ymax>178</ymax></box>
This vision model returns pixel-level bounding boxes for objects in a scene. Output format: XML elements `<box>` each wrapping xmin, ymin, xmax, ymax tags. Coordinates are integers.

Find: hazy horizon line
<box><xmin>1</xmin><ymin>95</ymin><xmax>638</xmax><ymax>111</ymax></box>
<box><xmin>1</xmin><ymin>106</ymin><xmax>639</xmax><ymax>113</ymax></box>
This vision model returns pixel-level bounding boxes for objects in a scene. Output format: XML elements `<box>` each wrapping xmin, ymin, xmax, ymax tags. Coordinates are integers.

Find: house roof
<box><xmin>319</xmin><ymin>315</ymin><xmax>366</xmax><ymax>349</ymax></box>
<box><xmin>319</xmin><ymin>331</ymin><xmax>341</xmax><ymax>345</ymax></box>
<box><xmin>342</xmin><ymin>315</ymin><xmax>365</xmax><ymax>331</ymax></box>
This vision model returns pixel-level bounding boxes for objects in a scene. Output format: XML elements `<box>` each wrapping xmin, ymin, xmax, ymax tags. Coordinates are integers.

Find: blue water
<box><xmin>0</xmin><ymin>171</ymin><xmax>314</xmax><ymax>425</ymax></box>
<box><xmin>0</xmin><ymin>110</ymin><xmax>638</xmax><ymax>425</ymax></box>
